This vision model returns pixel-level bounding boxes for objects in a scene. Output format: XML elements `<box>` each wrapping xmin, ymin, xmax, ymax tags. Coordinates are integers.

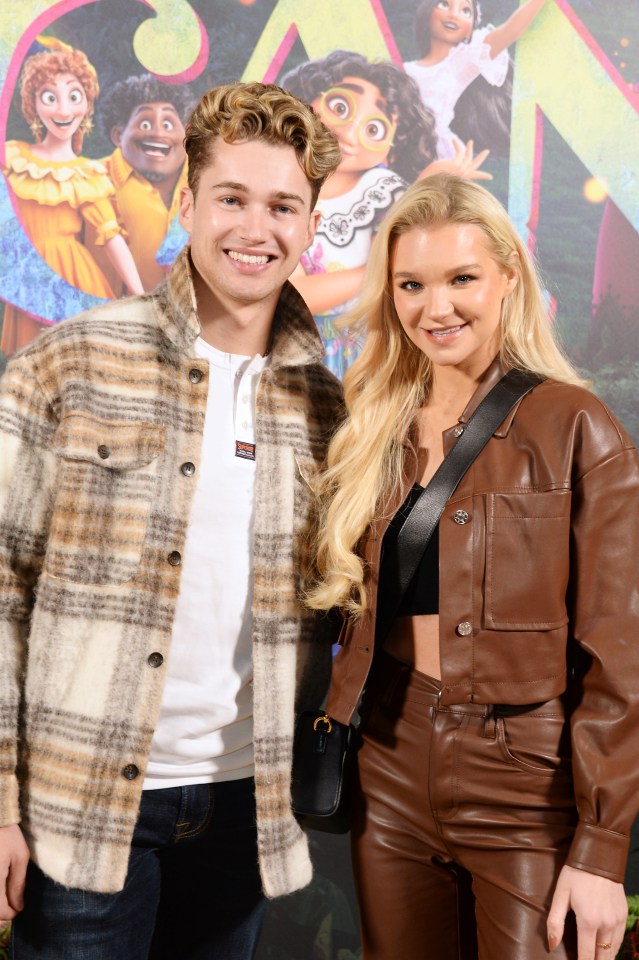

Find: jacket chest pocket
<box><xmin>484</xmin><ymin>490</ymin><xmax>571</xmax><ymax>630</ymax></box>
<box><xmin>45</xmin><ymin>413</ymin><xmax>165</xmax><ymax>586</ymax></box>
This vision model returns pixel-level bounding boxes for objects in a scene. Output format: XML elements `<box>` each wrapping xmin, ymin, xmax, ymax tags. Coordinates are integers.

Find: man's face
<box><xmin>179</xmin><ymin>138</ymin><xmax>319</xmax><ymax>311</ymax></box>
<box><xmin>112</xmin><ymin>102</ymin><xmax>186</xmax><ymax>181</ymax></box>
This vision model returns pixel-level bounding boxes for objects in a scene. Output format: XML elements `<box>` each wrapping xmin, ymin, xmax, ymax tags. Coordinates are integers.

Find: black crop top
<box><xmin>377</xmin><ymin>483</ymin><xmax>439</xmax><ymax>624</ymax></box>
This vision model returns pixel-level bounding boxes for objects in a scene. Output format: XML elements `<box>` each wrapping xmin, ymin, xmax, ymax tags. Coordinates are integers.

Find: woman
<box><xmin>2</xmin><ymin>36</ymin><xmax>143</xmax><ymax>354</ymax></box>
<box><xmin>308</xmin><ymin>174</ymin><xmax>639</xmax><ymax>959</ymax></box>
<box><xmin>404</xmin><ymin>0</ymin><xmax>547</xmax><ymax>158</ymax></box>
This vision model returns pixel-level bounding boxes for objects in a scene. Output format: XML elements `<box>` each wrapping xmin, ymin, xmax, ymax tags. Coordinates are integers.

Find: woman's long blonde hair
<box><xmin>307</xmin><ymin>174</ymin><xmax>587</xmax><ymax>616</ymax></box>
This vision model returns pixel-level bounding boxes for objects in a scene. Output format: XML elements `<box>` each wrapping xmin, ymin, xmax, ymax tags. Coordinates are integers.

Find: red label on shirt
<box><xmin>235</xmin><ymin>440</ymin><xmax>256</xmax><ymax>461</ymax></box>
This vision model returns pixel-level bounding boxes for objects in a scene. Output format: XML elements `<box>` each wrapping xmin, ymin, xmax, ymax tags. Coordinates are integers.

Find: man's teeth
<box><xmin>228</xmin><ymin>251</ymin><xmax>270</xmax><ymax>264</ymax></box>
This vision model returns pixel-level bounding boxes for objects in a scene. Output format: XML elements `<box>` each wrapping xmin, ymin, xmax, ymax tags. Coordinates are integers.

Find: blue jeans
<box><xmin>11</xmin><ymin>779</ymin><xmax>267</xmax><ymax>959</ymax></box>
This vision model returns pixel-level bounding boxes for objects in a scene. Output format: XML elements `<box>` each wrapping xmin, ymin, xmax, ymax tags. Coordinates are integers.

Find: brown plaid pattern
<box><xmin>0</xmin><ymin>249</ymin><xmax>343</xmax><ymax>896</ymax></box>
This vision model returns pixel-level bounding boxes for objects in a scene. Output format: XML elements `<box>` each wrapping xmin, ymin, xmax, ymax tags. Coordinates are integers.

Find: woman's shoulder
<box><xmin>525</xmin><ymin>379</ymin><xmax>635</xmax><ymax>452</ymax></box>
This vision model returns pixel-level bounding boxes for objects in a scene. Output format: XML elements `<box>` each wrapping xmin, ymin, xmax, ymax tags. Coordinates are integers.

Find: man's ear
<box><xmin>110</xmin><ymin>125</ymin><xmax>123</xmax><ymax>147</ymax></box>
<box><xmin>304</xmin><ymin>209</ymin><xmax>321</xmax><ymax>250</ymax></box>
<box><xmin>179</xmin><ymin>186</ymin><xmax>194</xmax><ymax>234</ymax></box>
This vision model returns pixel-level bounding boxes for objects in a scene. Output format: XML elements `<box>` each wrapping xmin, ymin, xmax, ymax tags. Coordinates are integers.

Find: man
<box><xmin>0</xmin><ymin>82</ymin><xmax>343</xmax><ymax>959</ymax></box>
<box><xmin>89</xmin><ymin>74</ymin><xmax>193</xmax><ymax>292</ymax></box>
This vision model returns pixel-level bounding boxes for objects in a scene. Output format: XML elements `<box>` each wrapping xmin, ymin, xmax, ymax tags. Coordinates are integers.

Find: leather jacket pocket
<box><xmin>45</xmin><ymin>413</ymin><xmax>165</xmax><ymax>585</ymax></box>
<box><xmin>485</xmin><ymin>490</ymin><xmax>571</xmax><ymax>630</ymax></box>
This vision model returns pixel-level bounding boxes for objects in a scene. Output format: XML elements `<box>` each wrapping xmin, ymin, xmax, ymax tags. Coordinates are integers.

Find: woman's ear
<box><xmin>504</xmin><ymin>251</ymin><xmax>520</xmax><ymax>294</ymax></box>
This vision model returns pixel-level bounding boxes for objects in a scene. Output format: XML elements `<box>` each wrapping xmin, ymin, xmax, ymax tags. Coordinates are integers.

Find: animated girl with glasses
<box><xmin>282</xmin><ymin>50</ymin><xmax>488</xmax><ymax>378</ymax></box>
<box><xmin>404</xmin><ymin>0</ymin><xmax>547</xmax><ymax>159</ymax></box>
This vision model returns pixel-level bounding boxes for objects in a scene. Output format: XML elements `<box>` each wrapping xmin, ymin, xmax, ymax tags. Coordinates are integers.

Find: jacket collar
<box><xmin>152</xmin><ymin>246</ymin><xmax>326</xmax><ymax>367</ymax></box>
<box><xmin>442</xmin><ymin>354</ymin><xmax>521</xmax><ymax>451</ymax></box>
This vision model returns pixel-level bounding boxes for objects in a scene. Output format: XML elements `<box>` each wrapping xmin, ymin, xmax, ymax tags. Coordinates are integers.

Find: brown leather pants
<box><xmin>352</xmin><ymin>651</ymin><xmax>578</xmax><ymax>960</ymax></box>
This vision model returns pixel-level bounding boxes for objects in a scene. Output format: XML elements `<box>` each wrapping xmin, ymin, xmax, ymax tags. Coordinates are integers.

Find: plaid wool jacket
<box><xmin>0</xmin><ymin>249</ymin><xmax>343</xmax><ymax>897</ymax></box>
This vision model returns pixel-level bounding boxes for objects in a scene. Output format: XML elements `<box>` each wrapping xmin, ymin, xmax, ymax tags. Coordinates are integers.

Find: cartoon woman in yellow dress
<box><xmin>2</xmin><ymin>36</ymin><xmax>143</xmax><ymax>355</ymax></box>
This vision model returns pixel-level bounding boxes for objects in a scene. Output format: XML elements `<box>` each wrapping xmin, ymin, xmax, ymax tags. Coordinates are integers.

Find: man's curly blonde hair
<box><xmin>184</xmin><ymin>81</ymin><xmax>341</xmax><ymax>207</ymax></box>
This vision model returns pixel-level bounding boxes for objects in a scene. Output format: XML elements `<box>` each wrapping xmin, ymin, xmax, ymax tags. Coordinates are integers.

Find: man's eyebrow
<box><xmin>209</xmin><ymin>183</ymin><xmax>307</xmax><ymax>206</ymax></box>
<box><xmin>131</xmin><ymin>103</ymin><xmax>178</xmax><ymax>117</ymax></box>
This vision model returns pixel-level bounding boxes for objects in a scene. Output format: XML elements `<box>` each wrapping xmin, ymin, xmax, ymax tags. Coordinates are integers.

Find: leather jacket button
<box><xmin>453</xmin><ymin>510</ymin><xmax>469</xmax><ymax>524</ymax></box>
<box><xmin>167</xmin><ymin>551</ymin><xmax>182</xmax><ymax>566</ymax></box>
<box><xmin>97</xmin><ymin>444</ymin><xmax>110</xmax><ymax>459</ymax></box>
<box><xmin>189</xmin><ymin>368</ymin><xmax>203</xmax><ymax>384</ymax></box>
<box><xmin>456</xmin><ymin>621</ymin><xmax>472</xmax><ymax>637</ymax></box>
<box><xmin>122</xmin><ymin>764</ymin><xmax>139</xmax><ymax>781</ymax></box>
<box><xmin>181</xmin><ymin>462</ymin><xmax>195</xmax><ymax>477</ymax></box>
<box><xmin>452</xmin><ymin>426</ymin><xmax>464</xmax><ymax>438</ymax></box>
<box><xmin>147</xmin><ymin>652</ymin><xmax>164</xmax><ymax>668</ymax></box>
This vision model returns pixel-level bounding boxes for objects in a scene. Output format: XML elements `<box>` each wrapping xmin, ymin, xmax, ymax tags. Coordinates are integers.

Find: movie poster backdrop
<box><xmin>0</xmin><ymin>2</ymin><xmax>638</xmax><ymax>956</ymax></box>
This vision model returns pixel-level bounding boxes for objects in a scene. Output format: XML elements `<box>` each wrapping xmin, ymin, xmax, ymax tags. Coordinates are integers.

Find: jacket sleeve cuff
<box><xmin>565</xmin><ymin>821</ymin><xmax>629</xmax><ymax>883</ymax></box>
<box><xmin>0</xmin><ymin>775</ymin><xmax>21</xmax><ymax>827</ymax></box>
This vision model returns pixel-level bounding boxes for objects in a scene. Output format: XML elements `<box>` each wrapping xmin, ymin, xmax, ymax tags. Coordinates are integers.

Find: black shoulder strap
<box><xmin>381</xmin><ymin>369</ymin><xmax>544</xmax><ymax>635</ymax></box>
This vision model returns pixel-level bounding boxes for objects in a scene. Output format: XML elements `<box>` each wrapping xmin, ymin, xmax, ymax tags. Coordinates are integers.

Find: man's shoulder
<box><xmin>19</xmin><ymin>293</ymin><xmax>159</xmax><ymax>357</ymax></box>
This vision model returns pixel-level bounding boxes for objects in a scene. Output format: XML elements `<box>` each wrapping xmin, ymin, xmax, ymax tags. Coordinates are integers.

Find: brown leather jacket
<box><xmin>327</xmin><ymin>358</ymin><xmax>639</xmax><ymax>882</ymax></box>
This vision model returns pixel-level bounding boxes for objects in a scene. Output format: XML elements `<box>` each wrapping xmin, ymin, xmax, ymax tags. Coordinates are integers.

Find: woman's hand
<box><xmin>419</xmin><ymin>138</ymin><xmax>492</xmax><ymax>182</ymax></box>
<box><xmin>547</xmin><ymin>864</ymin><xmax>627</xmax><ymax>958</ymax></box>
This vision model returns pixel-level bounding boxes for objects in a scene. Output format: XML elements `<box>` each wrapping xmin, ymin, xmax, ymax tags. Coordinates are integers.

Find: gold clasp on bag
<box><xmin>313</xmin><ymin>714</ymin><xmax>332</xmax><ymax>733</ymax></box>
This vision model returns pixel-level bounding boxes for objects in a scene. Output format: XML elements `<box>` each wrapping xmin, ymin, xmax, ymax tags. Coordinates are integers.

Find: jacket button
<box><xmin>147</xmin><ymin>652</ymin><xmax>164</xmax><ymax>668</ymax></box>
<box><xmin>453</xmin><ymin>510</ymin><xmax>469</xmax><ymax>525</ymax></box>
<box><xmin>452</xmin><ymin>426</ymin><xmax>464</xmax><ymax>438</ymax></box>
<box><xmin>189</xmin><ymin>368</ymin><xmax>203</xmax><ymax>384</ymax></box>
<box><xmin>97</xmin><ymin>444</ymin><xmax>110</xmax><ymax>459</ymax></box>
<box><xmin>456</xmin><ymin>621</ymin><xmax>472</xmax><ymax>637</ymax></box>
<box><xmin>122</xmin><ymin>764</ymin><xmax>139</xmax><ymax>781</ymax></box>
<box><xmin>181</xmin><ymin>462</ymin><xmax>195</xmax><ymax>477</ymax></box>
<box><xmin>167</xmin><ymin>551</ymin><xmax>182</xmax><ymax>566</ymax></box>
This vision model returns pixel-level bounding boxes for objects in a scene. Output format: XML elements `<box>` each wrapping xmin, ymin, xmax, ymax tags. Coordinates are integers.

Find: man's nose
<box><xmin>239</xmin><ymin>205</ymin><xmax>269</xmax><ymax>241</ymax></box>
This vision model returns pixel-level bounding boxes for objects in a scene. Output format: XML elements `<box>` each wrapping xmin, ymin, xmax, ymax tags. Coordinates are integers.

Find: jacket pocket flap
<box><xmin>53</xmin><ymin>413</ymin><xmax>165</xmax><ymax>469</ymax></box>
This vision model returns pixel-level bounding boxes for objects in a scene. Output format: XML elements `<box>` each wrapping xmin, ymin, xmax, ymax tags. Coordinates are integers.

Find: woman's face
<box><xmin>391</xmin><ymin>222</ymin><xmax>517</xmax><ymax>377</ymax></box>
<box><xmin>430</xmin><ymin>0</ymin><xmax>474</xmax><ymax>46</ymax></box>
<box><xmin>35</xmin><ymin>71</ymin><xmax>88</xmax><ymax>142</ymax></box>
<box><xmin>312</xmin><ymin>76</ymin><xmax>396</xmax><ymax>174</ymax></box>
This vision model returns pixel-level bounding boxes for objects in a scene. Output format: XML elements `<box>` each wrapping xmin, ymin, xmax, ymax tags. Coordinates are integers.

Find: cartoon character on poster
<box><xmin>404</xmin><ymin>0</ymin><xmax>547</xmax><ymax>158</ymax></box>
<box><xmin>281</xmin><ymin>50</ymin><xmax>489</xmax><ymax>378</ymax></box>
<box><xmin>87</xmin><ymin>74</ymin><xmax>193</xmax><ymax>294</ymax></box>
<box><xmin>2</xmin><ymin>36</ymin><xmax>143</xmax><ymax>355</ymax></box>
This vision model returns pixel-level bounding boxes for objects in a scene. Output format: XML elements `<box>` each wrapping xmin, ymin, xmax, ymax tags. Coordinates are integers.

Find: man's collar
<box><xmin>107</xmin><ymin>147</ymin><xmax>136</xmax><ymax>188</ymax></box>
<box><xmin>152</xmin><ymin>247</ymin><xmax>326</xmax><ymax>367</ymax></box>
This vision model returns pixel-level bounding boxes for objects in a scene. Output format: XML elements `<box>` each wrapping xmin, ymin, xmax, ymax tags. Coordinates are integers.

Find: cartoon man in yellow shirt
<box><xmin>92</xmin><ymin>74</ymin><xmax>194</xmax><ymax>292</ymax></box>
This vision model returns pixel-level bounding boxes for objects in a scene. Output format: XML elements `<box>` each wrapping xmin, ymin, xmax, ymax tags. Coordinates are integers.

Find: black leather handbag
<box><xmin>290</xmin><ymin>710</ymin><xmax>359</xmax><ymax>833</ymax></box>
<box><xmin>291</xmin><ymin>369</ymin><xmax>544</xmax><ymax>833</ymax></box>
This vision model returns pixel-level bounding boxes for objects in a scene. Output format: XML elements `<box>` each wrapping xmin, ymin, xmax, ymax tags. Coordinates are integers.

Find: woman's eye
<box><xmin>69</xmin><ymin>89</ymin><xmax>84</xmax><ymax>104</ymax></box>
<box><xmin>40</xmin><ymin>91</ymin><xmax>56</xmax><ymax>106</ymax></box>
<box><xmin>400</xmin><ymin>281</ymin><xmax>421</xmax><ymax>291</ymax></box>
<box><xmin>140</xmin><ymin>120</ymin><xmax>152</xmax><ymax>132</ymax></box>
<box><xmin>462</xmin><ymin>6</ymin><xmax>473</xmax><ymax>18</ymax></box>
<box><xmin>162</xmin><ymin>119</ymin><xmax>175</xmax><ymax>131</ymax></box>
<box><xmin>326</xmin><ymin>95</ymin><xmax>351</xmax><ymax>120</ymax></box>
<box><xmin>364</xmin><ymin>118</ymin><xmax>389</xmax><ymax>142</ymax></box>
<box><xmin>454</xmin><ymin>274</ymin><xmax>473</xmax><ymax>285</ymax></box>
